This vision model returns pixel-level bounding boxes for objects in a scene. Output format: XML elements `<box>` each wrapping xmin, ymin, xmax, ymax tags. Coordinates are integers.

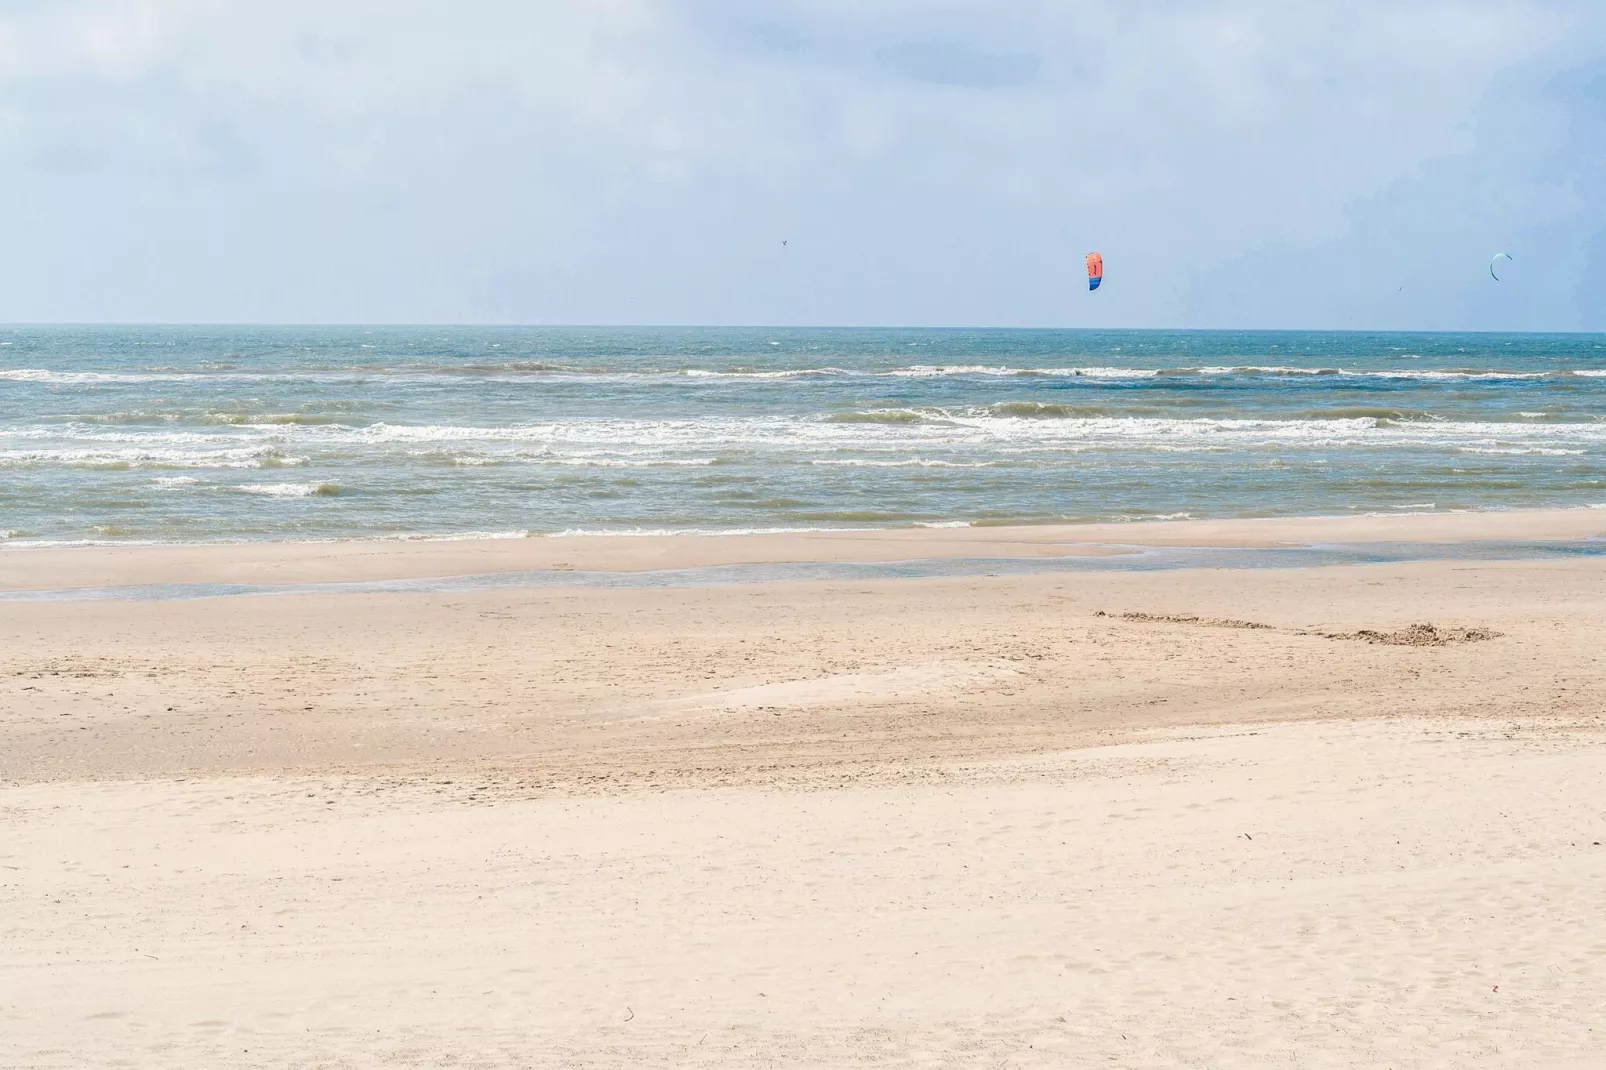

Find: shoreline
<box><xmin>2</xmin><ymin>505</ymin><xmax>1604</xmax><ymax>591</ymax></box>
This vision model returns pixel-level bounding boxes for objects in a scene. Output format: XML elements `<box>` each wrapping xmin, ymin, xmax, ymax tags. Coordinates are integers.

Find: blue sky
<box><xmin>0</xmin><ymin>1</ymin><xmax>1601</xmax><ymax>328</ymax></box>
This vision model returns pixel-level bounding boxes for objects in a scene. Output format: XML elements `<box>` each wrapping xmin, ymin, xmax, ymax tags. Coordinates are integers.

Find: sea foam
<box><xmin>235</xmin><ymin>482</ymin><xmax>340</xmax><ymax>497</ymax></box>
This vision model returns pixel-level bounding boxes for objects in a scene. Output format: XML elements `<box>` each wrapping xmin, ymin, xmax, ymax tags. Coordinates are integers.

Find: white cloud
<box><xmin>0</xmin><ymin>1</ymin><xmax>1597</xmax><ymax>325</ymax></box>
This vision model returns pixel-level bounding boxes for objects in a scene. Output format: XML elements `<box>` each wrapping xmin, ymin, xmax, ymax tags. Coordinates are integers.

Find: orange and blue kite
<box><xmin>1086</xmin><ymin>251</ymin><xmax>1104</xmax><ymax>291</ymax></box>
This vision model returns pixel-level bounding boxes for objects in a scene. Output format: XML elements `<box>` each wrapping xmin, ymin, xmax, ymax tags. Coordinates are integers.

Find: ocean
<box><xmin>2</xmin><ymin>325</ymin><xmax>1605</xmax><ymax>545</ymax></box>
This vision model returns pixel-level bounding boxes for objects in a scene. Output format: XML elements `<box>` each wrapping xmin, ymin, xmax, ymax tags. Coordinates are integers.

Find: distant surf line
<box><xmin>6</xmin><ymin>365</ymin><xmax>1606</xmax><ymax>384</ymax></box>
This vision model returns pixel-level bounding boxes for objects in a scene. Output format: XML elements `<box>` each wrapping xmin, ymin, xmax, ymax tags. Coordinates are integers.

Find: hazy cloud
<box><xmin>0</xmin><ymin>1</ymin><xmax>1599</xmax><ymax>327</ymax></box>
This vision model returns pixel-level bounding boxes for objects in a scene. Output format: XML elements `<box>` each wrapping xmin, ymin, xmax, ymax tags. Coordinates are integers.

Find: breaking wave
<box><xmin>0</xmin><ymin>445</ymin><xmax>305</xmax><ymax>469</ymax></box>
<box><xmin>235</xmin><ymin>482</ymin><xmax>341</xmax><ymax>497</ymax></box>
<box><xmin>8</xmin><ymin>363</ymin><xmax>1604</xmax><ymax>385</ymax></box>
<box><xmin>824</xmin><ymin>408</ymin><xmax>940</xmax><ymax>425</ymax></box>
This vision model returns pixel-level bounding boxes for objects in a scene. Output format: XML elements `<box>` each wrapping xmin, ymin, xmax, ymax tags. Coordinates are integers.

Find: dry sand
<box><xmin>3</xmin><ymin>510</ymin><xmax>1605</xmax><ymax>1067</ymax></box>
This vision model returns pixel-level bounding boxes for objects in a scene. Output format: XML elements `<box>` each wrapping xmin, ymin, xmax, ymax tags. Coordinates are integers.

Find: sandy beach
<box><xmin>4</xmin><ymin>509</ymin><xmax>1605</xmax><ymax>1067</ymax></box>
<box><xmin>9</xmin><ymin>0</ymin><xmax>1606</xmax><ymax>1063</ymax></box>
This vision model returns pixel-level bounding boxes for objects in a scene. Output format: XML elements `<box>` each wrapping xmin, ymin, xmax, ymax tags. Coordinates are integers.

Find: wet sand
<box><xmin>4</xmin><ymin>504</ymin><xmax>1605</xmax><ymax>591</ymax></box>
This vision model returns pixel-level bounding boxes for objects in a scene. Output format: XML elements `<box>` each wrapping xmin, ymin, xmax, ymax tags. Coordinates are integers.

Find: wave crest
<box><xmin>824</xmin><ymin>408</ymin><xmax>937</xmax><ymax>425</ymax></box>
<box><xmin>235</xmin><ymin>482</ymin><xmax>341</xmax><ymax>497</ymax></box>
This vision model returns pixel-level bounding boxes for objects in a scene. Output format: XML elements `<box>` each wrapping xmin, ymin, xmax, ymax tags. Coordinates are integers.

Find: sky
<box><xmin>0</xmin><ymin>1</ymin><xmax>1602</xmax><ymax>329</ymax></box>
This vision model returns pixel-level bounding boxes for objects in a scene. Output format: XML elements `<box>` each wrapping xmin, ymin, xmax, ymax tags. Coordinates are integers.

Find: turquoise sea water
<box><xmin>2</xmin><ymin>326</ymin><xmax>1605</xmax><ymax>544</ymax></box>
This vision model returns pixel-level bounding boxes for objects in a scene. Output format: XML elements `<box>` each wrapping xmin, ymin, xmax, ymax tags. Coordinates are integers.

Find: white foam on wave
<box><xmin>1</xmin><ymin>368</ymin><xmax>157</xmax><ymax>384</ymax></box>
<box><xmin>234</xmin><ymin>482</ymin><xmax>340</xmax><ymax>497</ymax></box>
<box><xmin>6</xmin><ymin>411</ymin><xmax>1606</xmax><ymax>485</ymax></box>
<box><xmin>1354</xmin><ymin>370</ymin><xmax>1549</xmax><ymax>381</ymax></box>
<box><xmin>859</xmin><ymin>364</ymin><xmax>1003</xmax><ymax>378</ymax></box>
<box><xmin>680</xmin><ymin>367</ymin><xmax>852</xmax><ymax>379</ymax></box>
<box><xmin>1194</xmin><ymin>365</ymin><xmax>1334</xmax><ymax>376</ymax></box>
<box><xmin>884</xmin><ymin>364</ymin><xmax>1160</xmax><ymax>380</ymax></box>
<box><xmin>543</xmin><ymin>363</ymin><xmax>1584</xmax><ymax>383</ymax></box>
<box><xmin>0</xmin><ymin>445</ymin><xmax>304</xmax><ymax>469</ymax></box>
<box><xmin>0</xmin><ymin>537</ymin><xmax>166</xmax><ymax>548</ymax></box>
<box><xmin>1056</xmin><ymin>366</ymin><xmax>1163</xmax><ymax>379</ymax></box>
<box><xmin>811</xmin><ymin>457</ymin><xmax>997</xmax><ymax>468</ymax></box>
<box><xmin>22</xmin><ymin>412</ymin><xmax>1606</xmax><ymax>461</ymax></box>
<box><xmin>372</xmin><ymin>529</ymin><xmax>533</xmax><ymax>541</ymax></box>
<box><xmin>7</xmin><ymin>363</ymin><xmax>1603</xmax><ymax>386</ymax></box>
<box><xmin>3</xmin><ymin>425</ymin><xmax>258</xmax><ymax>445</ymax></box>
<box><xmin>1189</xmin><ymin>366</ymin><xmax>1581</xmax><ymax>381</ymax></box>
<box><xmin>544</xmin><ymin>456</ymin><xmax>718</xmax><ymax>468</ymax></box>
<box><xmin>915</xmin><ymin>520</ymin><xmax>973</xmax><ymax>528</ymax></box>
<box><xmin>546</xmin><ymin>525</ymin><xmax>862</xmax><ymax>538</ymax></box>
<box><xmin>0</xmin><ymin>367</ymin><xmax>361</xmax><ymax>385</ymax></box>
<box><xmin>343</xmin><ymin>422</ymin><xmax>553</xmax><ymax>443</ymax></box>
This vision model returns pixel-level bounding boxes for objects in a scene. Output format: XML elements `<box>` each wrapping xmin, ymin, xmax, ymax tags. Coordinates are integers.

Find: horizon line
<box><xmin>0</xmin><ymin>322</ymin><xmax>1602</xmax><ymax>335</ymax></box>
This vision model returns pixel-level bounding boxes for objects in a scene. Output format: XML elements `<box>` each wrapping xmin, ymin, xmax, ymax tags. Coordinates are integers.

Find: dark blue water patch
<box><xmin>3</xmin><ymin>538</ymin><xmax>1604</xmax><ymax>603</ymax></box>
